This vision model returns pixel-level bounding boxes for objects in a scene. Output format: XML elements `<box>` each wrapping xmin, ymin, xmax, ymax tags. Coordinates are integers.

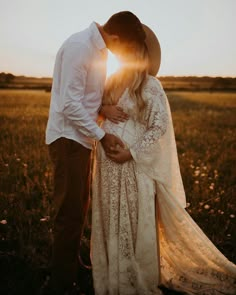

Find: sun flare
<box><xmin>106</xmin><ymin>51</ymin><xmax>121</xmax><ymax>77</ymax></box>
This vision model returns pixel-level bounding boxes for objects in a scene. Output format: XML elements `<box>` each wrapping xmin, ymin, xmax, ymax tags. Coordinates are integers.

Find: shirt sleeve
<box><xmin>60</xmin><ymin>42</ymin><xmax>105</xmax><ymax>141</ymax></box>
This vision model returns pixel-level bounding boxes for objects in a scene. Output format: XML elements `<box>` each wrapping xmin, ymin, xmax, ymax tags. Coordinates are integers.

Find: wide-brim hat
<box><xmin>142</xmin><ymin>24</ymin><xmax>161</xmax><ymax>76</ymax></box>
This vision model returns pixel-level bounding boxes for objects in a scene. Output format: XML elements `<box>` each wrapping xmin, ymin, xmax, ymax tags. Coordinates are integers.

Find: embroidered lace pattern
<box><xmin>91</xmin><ymin>76</ymin><xmax>236</xmax><ymax>295</ymax></box>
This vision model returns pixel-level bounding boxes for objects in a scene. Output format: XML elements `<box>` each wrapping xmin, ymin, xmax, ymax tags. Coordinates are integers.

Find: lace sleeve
<box><xmin>130</xmin><ymin>78</ymin><xmax>169</xmax><ymax>162</ymax></box>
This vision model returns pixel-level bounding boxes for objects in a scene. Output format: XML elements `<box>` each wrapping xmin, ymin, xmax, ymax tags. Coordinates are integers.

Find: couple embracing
<box><xmin>46</xmin><ymin>11</ymin><xmax>236</xmax><ymax>295</ymax></box>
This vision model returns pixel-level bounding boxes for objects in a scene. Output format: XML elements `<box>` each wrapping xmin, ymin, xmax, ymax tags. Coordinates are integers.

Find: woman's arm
<box><xmin>106</xmin><ymin>78</ymin><xmax>168</xmax><ymax>164</ymax></box>
<box><xmin>130</xmin><ymin>79</ymin><xmax>168</xmax><ymax>162</ymax></box>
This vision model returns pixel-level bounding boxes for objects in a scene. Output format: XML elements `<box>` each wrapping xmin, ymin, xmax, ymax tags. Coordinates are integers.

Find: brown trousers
<box><xmin>48</xmin><ymin>137</ymin><xmax>91</xmax><ymax>293</ymax></box>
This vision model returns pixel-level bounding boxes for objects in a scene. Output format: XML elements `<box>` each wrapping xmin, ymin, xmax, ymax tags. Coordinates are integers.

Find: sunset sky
<box><xmin>0</xmin><ymin>0</ymin><xmax>235</xmax><ymax>78</ymax></box>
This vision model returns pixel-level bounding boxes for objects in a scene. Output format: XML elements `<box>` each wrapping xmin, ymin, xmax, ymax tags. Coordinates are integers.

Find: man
<box><xmin>45</xmin><ymin>11</ymin><xmax>146</xmax><ymax>294</ymax></box>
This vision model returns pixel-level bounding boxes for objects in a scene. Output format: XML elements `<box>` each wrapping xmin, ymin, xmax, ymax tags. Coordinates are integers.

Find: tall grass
<box><xmin>0</xmin><ymin>89</ymin><xmax>235</xmax><ymax>293</ymax></box>
<box><xmin>168</xmin><ymin>91</ymin><xmax>236</xmax><ymax>255</ymax></box>
<box><xmin>0</xmin><ymin>91</ymin><xmax>53</xmax><ymax>266</ymax></box>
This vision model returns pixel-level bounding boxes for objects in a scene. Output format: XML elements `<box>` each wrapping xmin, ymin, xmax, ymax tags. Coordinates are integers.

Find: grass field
<box><xmin>0</xmin><ymin>89</ymin><xmax>235</xmax><ymax>294</ymax></box>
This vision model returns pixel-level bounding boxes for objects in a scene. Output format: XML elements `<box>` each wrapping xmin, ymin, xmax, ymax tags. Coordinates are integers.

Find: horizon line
<box><xmin>1</xmin><ymin>72</ymin><xmax>236</xmax><ymax>80</ymax></box>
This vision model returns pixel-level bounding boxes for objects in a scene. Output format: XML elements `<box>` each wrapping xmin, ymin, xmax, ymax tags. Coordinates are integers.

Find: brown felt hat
<box><xmin>142</xmin><ymin>24</ymin><xmax>161</xmax><ymax>76</ymax></box>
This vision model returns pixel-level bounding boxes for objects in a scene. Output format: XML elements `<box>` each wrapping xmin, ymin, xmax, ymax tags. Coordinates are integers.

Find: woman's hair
<box><xmin>103</xmin><ymin>43</ymin><xmax>149</xmax><ymax>122</ymax></box>
<box><xmin>104</xmin><ymin>11</ymin><xmax>146</xmax><ymax>45</ymax></box>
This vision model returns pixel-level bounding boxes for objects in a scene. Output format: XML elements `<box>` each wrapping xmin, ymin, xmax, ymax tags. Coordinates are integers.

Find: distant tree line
<box><xmin>0</xmin><ymin>72</ymin><xmax>15</xmax><ymax>83</ymax></box>
<box><xmin>0</xmin><ymin>72</ymin><xmax>236</xmax><ymax>91</ymax></box>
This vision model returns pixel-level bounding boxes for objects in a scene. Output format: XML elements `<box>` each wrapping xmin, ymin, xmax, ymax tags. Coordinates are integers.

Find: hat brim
<box><xmin>142</xmin><ymin>24</ymin><xmax>161</xmax><ymax>76</ymax></box>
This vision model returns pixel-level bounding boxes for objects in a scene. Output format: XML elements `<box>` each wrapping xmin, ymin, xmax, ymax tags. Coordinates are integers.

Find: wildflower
<box><xmin>16</xmin><ymin>158</ymin><xmax>21</xmax><ymax>162</ymax></box>
<box><xmin>209</xmin><ymin>209</ymin><xmax>214</xmax><ymax>214</ymax></box>
<box><xmin>200</xmin><ymin>173</ymin><xmax>206</xmax><ymax>177</ymax></box>
<box><xmin>227</xmin><ymin>234</ymin><xmax>231</xmax><ymax>237</ymax></box>
<box><xmin>199</xmin><ymin>202</ymin><xmax>204</xmax><ymax>206</ymax></box>
<box><xmin>23</xmin><ymin>163</ymin><xmax>28</xmax><ymax>167</ymax></box>
<box><xmin>40</xmin><ymin>218</ymin><xmax>47</xmax><ymax>222</ymax></box>
<box><xmin>229</xmin><ymin>214</ymin><xmax>235</xmax><ymax>219</ymax></box>
<box><xmin>209</xmin><ymin>183</ymin><xmax>214</xmax><ymax>190</ymax></box>
<box><xmin>195</xmin><ymin>180</ymin><xmax>199</xmax><ymax>184</ymax></box>
<box><xmin>4</xmin><ymin>163</ymin><xmax>9</xmax><ymax>167</ymax></box>
<box><xmin>40</xmin><ymin>216</ymin><xmax>50</xmax><ymax>222</ymax></box>
<box><xmin>194</xmin><ymin>170</ymin><xmax>200</xmax><ymax>176</ymax></box>
<box><xmin>0</xmin><ymin>220</ymin><xmax>7</xmax><ymax>225</ymax></box>
<box><xmin>214</xmin><ymin>197</ymin><xmax>220</xmax><ymax>202</ymax></box>
<box><xmin>203</xmin><ymin>166</ymin><xmax>207</xmax><ymax>170</ymax></box>
<box><xmin>220</xmin><ymin>211</ymin><xmax>224</xmax><ymax>215</ymax></box>
<box><xmin>186</xmin><ymin>202</ymin><xmax>191</xmax><ymax>208</ymax></box>
<box><xmin>204</xmin><ymin>204</ymin><xmax>210</xmax><ymax>210</ymax></box>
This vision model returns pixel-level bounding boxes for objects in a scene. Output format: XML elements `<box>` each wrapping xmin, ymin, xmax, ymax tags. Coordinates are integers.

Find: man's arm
<box><xmin>105</xmin><ymin>146</ymin><xmax>133</xmax><ymax>163</ymax></box>
<box><xmin>60</xmin><ymin>42</ymin><xmax>124</xmax><ymax>149</ymax></box>
<box><xmin>60</xmin><ymin>42</ymin><xmax>105</xmax><ymax>140</ymax></box>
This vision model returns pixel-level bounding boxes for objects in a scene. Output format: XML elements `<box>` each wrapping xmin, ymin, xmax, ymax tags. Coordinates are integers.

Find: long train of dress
<box><xmin>91</xmin><ymin>76</ymin><xmax>236</xmax><ymax>294</ymax></box>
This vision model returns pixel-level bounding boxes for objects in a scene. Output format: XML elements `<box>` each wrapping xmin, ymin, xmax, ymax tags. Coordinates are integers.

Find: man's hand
<box><xmin>106</xmin><ymin>146</ymin><xmax>132</xmax><ymax>164</ymax></box>
<box><xmin>100</xmin><ymin>105</ymin><xmax>129</xmax><ymax>124</ymax></box>
<box><xmin>100</xmin><ymin>133</ymin><xmax>125</xmax><ymax>153</ymax></box>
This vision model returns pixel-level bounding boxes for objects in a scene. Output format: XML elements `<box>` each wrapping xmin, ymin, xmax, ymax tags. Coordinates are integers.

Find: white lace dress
<box><xmin>91</xmin><ymin>76</ymin><xmax>236</xmax><ymax>295</ymax></box>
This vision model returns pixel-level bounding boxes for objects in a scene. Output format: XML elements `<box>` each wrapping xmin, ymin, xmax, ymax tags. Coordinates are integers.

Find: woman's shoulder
<box><xmin>142</xmin><ymin>75</ymin><xmax>164</xmax><ymax>99</ymax></box>
<box><xmin>145</xmin><ymin>75</ymin><xmax>163</xmax><ymax>88</ymax></box>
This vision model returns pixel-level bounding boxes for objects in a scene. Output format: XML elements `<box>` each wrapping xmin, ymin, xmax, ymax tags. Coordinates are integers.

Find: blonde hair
<box><xmin>103</xmin><ymin>43</ymin><xmax>149</xmax><ymax>122</ymax></box>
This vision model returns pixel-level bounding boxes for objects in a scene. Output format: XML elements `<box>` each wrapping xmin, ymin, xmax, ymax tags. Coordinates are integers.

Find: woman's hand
<box><xmin>100</xmin><ymin>105</ymin><xmax>129</xmax><ymax>124</ymax></box>
<box><xmin>106</xmin><ymin>146</ymin><xmax>132</xmax><ymax>163</ymax></box>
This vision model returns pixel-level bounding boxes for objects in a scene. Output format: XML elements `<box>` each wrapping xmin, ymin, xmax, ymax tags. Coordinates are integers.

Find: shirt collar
<box><xmin>89</xmin><ymin>22</ymin><xmax>107</xmax><ymax>51</ymax></box>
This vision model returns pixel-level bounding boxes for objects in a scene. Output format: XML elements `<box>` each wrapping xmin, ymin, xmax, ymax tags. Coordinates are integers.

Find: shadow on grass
<box><xmin>0</xmin><ymin>245</ymin><xmax>185</xmax><ymax>295</ymax></box>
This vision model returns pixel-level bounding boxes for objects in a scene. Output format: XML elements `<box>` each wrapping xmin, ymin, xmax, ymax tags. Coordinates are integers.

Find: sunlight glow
<box><xmin>1</xmin><ymin>1</ymin><xmax>235</xmax><ymax>77</ymax></box>
<box><xmin>106</xmin><ymin>51</ymin><xmax>121</xmax><ymax>77</ymax></box>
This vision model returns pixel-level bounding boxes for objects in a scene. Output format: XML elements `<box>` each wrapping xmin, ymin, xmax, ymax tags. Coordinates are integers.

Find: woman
<box><xmin>91</xmin><ymin>25</ymin><xmax>236</xmax><ymax>294</ymax></box>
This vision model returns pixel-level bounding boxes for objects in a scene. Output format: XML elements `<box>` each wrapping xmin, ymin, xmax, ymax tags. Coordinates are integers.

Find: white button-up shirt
<box><xmin>46</xmin><ymin>22</ymin><xmax>107</xmax><ymax>149</ymax></box>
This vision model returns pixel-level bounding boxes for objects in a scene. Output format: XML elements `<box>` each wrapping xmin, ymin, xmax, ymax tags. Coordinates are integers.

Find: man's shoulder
<box><xmin>59</xmin><ymin>33</ymin><xmax>92</xmax><ymax>60</ymax></box>
<box><xmin>55</xmin><ymin>24</ymin><xmax>95</xmax><ymax>60</ymax></box>
<box><xmin>64</xmin><ymin>26</ymin><xmax>91</xmax><ymax>47</ymax></box>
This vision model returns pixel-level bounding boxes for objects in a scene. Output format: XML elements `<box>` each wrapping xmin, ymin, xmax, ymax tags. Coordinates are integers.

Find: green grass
<box><xmin>0</xmin><ymin>89</ymin><xmax>235</xmax><ymax>294</ymax></box>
